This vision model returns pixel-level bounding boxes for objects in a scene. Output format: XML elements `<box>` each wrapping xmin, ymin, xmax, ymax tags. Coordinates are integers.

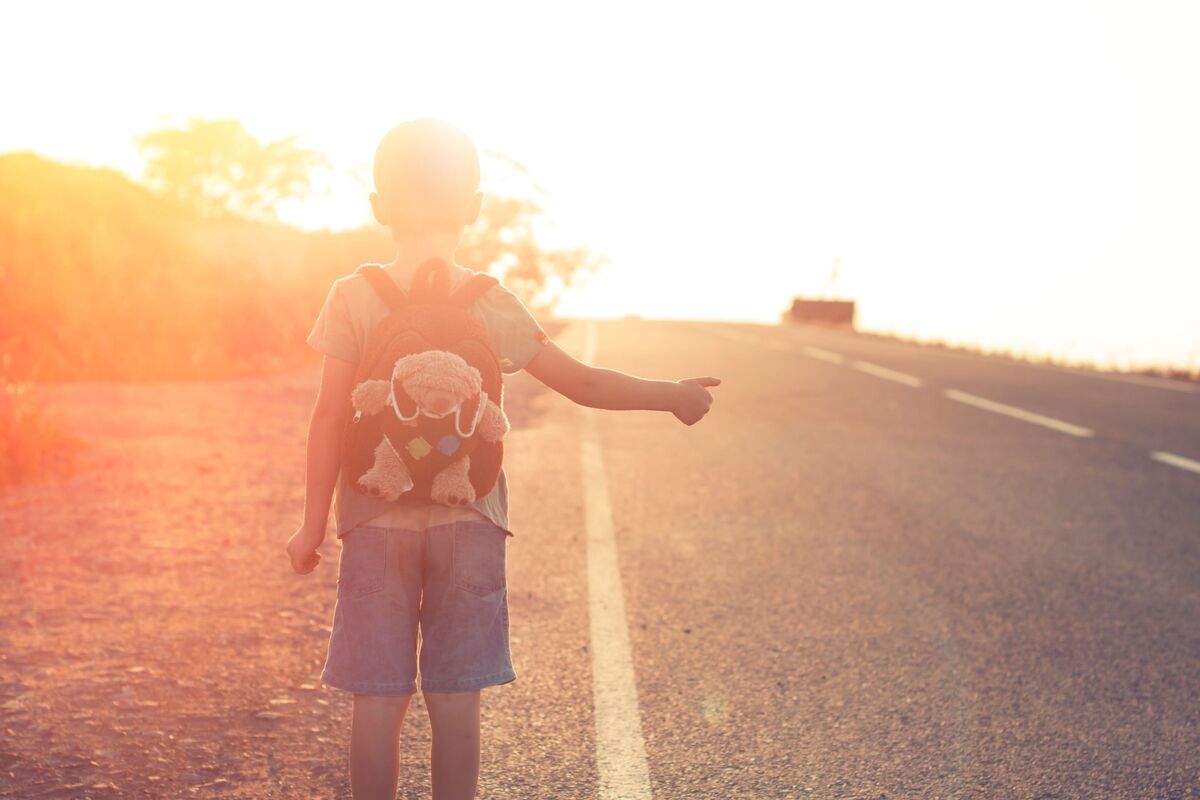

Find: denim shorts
<box><xmin>321</xmin><ymin>520</ymin><xmax>515</xmax><ymax>695</ymax></box>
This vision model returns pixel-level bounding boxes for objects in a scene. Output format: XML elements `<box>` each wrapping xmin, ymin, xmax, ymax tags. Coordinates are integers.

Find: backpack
<box><xmin>341</xmin><ymin>258</ymin><xmax>509</xmax><ymax>507</ymax></box>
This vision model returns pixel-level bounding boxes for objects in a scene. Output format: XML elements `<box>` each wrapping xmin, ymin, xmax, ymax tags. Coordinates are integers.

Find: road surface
<box><xmin>1</xmin><ymin>318</ymin><xmax>1197</xmax><ymax>798</ymax></box>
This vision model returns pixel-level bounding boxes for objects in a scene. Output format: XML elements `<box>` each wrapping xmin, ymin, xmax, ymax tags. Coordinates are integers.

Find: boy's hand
<box><xmin>672</xmin><ymin>377</ymin><xmax>721</xmax><ymax>425</ymax></box>
<box><xmin>287</xmin><ymin>525</ymin><xmax>326</xmax><ymax>575</ymax></box>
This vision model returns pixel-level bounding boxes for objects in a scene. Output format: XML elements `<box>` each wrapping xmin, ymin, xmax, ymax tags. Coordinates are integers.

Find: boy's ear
<box><xmin>369</xmin><ymin>192</ymin><xmax>389</xmax><ymax>227</ymax></box>
<box><xmin>464</xmin><ymin>191</ymin><xmax>483</xmax><ymax>226</ymax></box>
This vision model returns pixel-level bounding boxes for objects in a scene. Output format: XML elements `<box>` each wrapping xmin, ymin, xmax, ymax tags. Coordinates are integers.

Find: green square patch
<box><xmin>405</xmin><ymin>436</ymin><xmax>433</xmax><ymax>459</ymax></box>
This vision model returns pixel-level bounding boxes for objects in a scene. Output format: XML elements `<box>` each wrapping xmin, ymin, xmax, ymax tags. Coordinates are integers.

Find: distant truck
<box><xmin>784</xmin><ymin>297</ymin><xmax>856</xmax><ymax>328</ymax></box>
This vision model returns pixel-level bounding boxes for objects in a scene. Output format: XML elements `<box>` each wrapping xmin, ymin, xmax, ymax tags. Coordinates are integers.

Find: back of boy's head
<box><xmin>372</xmin><ymin>118</ymin><xmax>481</xmax><ymax>235</ymax></box>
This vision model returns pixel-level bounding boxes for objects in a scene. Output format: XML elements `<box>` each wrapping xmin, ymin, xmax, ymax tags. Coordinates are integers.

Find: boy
<box><xmin>287</xmin><ymin>118</ymin><xmax>719</xmax><ymax>800</ymax></box>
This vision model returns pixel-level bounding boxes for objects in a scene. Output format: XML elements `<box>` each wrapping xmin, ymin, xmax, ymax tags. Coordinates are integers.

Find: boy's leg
<box><xmin>350</xmin><ymin>693</ymin><xmax>412</xmax><ymax>800</ymax></box>
<box><xmin>424</xmin><ymin>690</ymin><xmax>481</xmax><ymax>800</ymax></box>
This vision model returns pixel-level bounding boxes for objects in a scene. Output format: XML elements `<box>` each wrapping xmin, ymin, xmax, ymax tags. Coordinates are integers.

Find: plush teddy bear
<box><xmin>350</xmin><ymin>349</ymin><xmax>509</xmax><ymax>505</ymax></box>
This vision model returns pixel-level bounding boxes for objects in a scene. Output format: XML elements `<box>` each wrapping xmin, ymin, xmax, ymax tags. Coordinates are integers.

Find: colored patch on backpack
<box><xmin>437</xmin><ymin>435</ymin><xmax>460</xmax><ymax>456</ymax></box>
<box><xmin>406</xmin><ymin>436</ymin><xmax>433</xmax><ymax>459</ymax></box>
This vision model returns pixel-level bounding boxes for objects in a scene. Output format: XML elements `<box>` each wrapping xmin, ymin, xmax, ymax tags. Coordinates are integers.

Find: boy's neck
<box><xmin>387</xmin><ymin>229</ymin><xmax>463</xmax><ymax>276</ymax></box>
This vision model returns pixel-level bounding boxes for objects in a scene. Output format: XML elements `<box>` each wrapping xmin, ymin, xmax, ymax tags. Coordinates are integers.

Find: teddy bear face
<box><xmin>391</xmin><ymin>350</ymin><xmax>483</xmax><ymax>418</ymax></box>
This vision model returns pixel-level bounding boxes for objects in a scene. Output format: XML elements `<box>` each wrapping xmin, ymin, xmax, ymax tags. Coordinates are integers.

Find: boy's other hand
<box><xmin>673</xmin><ymin>377</ymin><xmax>721</xmax><ymax>425</ymax></box>
<box><xmin>287</xmin><ymin>525</ymin><xmax>326</xmax><ymax>574</ymax></box>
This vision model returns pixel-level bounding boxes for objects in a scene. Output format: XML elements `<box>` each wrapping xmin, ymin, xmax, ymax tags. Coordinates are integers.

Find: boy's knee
<box><xmin>353</xmin><ymin>693</ymin><xmax>412</xmax><ymax>719</ymax></box>
<box><xmin>423</xmin><ymin>689</ymin><xmax>481</xmax><ymax>719</ymax></box>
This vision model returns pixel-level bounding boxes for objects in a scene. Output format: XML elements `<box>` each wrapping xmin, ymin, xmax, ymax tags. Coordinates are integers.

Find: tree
<box><xmin>135</xmin><ymin>121</ymin><xmax>599</xmax><ymax>311</ymax></box>
<box><xmin>136</xmin><ymin>119</ymin><xmax>326</xmax><ymax>221</ymax></box>
<box><xmin>457</xmin><ymin>152</ymin><xmax>603</xmax><ymax>310</ymax></box>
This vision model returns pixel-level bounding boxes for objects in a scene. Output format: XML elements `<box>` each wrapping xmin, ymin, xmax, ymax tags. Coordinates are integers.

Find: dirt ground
<box><xmin>0</xmin><ymin>363</ymin><xmax>555</xmax><ymax>799</ymax></box>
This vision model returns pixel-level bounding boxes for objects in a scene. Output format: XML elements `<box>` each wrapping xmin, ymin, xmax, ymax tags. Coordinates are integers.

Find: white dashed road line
<box><xmin>852</xmin><ymin>360</ymin><xmax>924</xmax><ymax>388</ymax></box>
<box><xmin>710</xmin><ymin>327</ymin><xmax>1197</xmax><ymax>469</ymax></box>
<box><xmin>1150</xmin><ymin>451</ymin><xmax>1200</xmax><ymax>475</ymax></box>
<box><xmin>580</xmin><ymin>322</ymin><xmax>653</xmax><ymax>800</ymax></box>
<box><xmin>944</xmin><ymin>389</ymin><xmax>1094</xmax><ymax>438</ymax></box>
<box><xmin>802</xmin><ymin>346</ymin><xmax>846</xmax><ymax>365</ymax></box>
<box><xmin>711</xmin><ymin>329</ymin><xmax>759</xmax><ymax>346</ymax></box>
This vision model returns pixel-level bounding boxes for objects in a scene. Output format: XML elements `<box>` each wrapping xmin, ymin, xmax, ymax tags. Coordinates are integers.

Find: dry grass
<box><xmin>0</xmin><ymin>153</ymin><xmax>582</xmax><ymax>387</ymax></box>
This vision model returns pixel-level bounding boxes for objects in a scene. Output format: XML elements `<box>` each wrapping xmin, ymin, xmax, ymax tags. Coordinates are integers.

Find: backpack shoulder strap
<box><xmin>410</xmin><ymin>258</ymin><xmax>453</xmax><ymax>303</ymax></box>
<box><xmin>356</xmin><ymin>264</ymin><xmax>407</xmax><ymax>310</ymax></box>
<box><xmin>449</xmin><ymin>272</ymin><xmax>500</xmax><ymax>308</ymax></box>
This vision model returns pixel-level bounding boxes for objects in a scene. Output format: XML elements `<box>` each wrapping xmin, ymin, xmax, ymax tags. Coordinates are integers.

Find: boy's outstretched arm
<box><xmin>287</xmin><ymin>355</ymin><xmax>356</xmax><ymax>574</ymax></box>
<box><xmin>524</xmin><ymin>341</ymin><xmax>720</xmax><ymax>425</ymax></box>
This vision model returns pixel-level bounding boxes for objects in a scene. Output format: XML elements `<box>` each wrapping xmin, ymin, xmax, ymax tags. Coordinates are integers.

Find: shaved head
<box><xmin>372</xmin><ymin>118</ymin><xmax>480</xmax><ymax>234</ymax></box>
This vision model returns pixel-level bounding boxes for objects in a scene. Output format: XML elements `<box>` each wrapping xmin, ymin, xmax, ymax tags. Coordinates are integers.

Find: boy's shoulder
<box><xmin>319</xmin><ymin>265</ymin><xmax>373</xmax><ymax>309</ymax></box>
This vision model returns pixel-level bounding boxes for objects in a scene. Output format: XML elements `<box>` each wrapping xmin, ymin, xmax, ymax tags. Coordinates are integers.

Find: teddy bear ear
<box><xmin>455</xmin><ymin>390</ymin><xmax>485</xmax><ymax>437</ymax></box>
<box><xmin>391</xmin><ymin>377</ymin><xmax>420</xmax><ymax>421</ymax></box>
<box><xmin>352</xmin><ymin>379</ymin><xmax>391</xmax><ymax>415</ymax></box>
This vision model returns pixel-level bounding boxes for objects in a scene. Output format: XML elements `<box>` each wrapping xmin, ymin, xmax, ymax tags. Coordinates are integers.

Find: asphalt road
<box><xmin>484</xmin><ymin>318</ymin><xmax>1199</xmax><ymax>799</ymax></box>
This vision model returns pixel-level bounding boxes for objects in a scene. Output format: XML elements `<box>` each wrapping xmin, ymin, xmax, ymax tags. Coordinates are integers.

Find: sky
<box><xmin>3</xmin><ymin>0</ymin><xmax>1198</xmax><ymax>369</ymax></box>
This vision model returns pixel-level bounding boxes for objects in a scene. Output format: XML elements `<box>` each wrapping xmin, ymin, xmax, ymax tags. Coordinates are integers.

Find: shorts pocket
<box><xmin>337</xmin><ymin>528</ymin><xmax>387</xmax><ymax>598</ymax></box>
<box><xmin>452</xmin><ymin>522</ymin><xmax>507</xmax><ymax>596</ymax></box>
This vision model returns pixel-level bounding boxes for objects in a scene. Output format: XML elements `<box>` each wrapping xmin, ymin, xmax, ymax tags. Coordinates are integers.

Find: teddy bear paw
<box><xmin>359</xmin><ymin>468</ymin><xmax>413</xmax><ymax>501</ymax></box>
<box><xmin>431</xmin><ymin>474</ymin><xmax>476</xmax><ymax>507</ymax></box>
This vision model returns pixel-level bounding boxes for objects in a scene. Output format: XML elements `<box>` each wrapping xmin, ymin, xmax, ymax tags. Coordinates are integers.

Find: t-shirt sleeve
<box><xmin>306</xmin><ymin>280</ymin><xmax>360</xmax><ymax>364</ymax></box>
<box><xmin>475</xmin><ymin>282</ymin><xmax>550</xmax><ymax>374</ymax></box>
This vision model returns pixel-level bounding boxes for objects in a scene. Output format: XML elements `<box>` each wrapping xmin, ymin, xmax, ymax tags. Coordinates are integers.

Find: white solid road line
<box><xmin>802</xmin><ymin>346</ymin><xmax>846</xmax><ymax>364</ymax></box>
<box><xmin>852</xmin><ymin>360</ymin><xmax>924</xmax><ymax>388</ymax></box>
<box><xmin>580</xmin><ymin>322</ymin><xmax>654</xmax><ymax>800</ymax></box>
<box><xmin>1150</xmin><ymin>451</ymin><xmax>1200</xmax><ymax>475</ymax></box>
<box><xmin>944</xmin><ymin>389</ymin><xmax>1095</xmax><ymax>438</ymax></box>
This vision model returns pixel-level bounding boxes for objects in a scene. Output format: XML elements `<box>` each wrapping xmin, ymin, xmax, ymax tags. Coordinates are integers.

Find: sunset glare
<box><xmin>4</xmin><ymin>4</ymin><xmax>1200</xmax><ymax>797</ymax></box>
<box><xmin>4</xmin><ymin>0</ymin><xmax>1199</xmax><ymax>369</ymax></box>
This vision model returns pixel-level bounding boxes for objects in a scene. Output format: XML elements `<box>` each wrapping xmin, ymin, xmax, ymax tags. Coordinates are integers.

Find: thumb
<box><xmin>688</xmin><ymin>377</ymin><xmax>721</xmax><ymax>388</ymax></box>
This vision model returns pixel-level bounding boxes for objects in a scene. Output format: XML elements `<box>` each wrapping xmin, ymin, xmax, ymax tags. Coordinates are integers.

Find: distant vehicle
<box><xmin>784</xmin><ymin>256</ymin><xmax>856</xmax><ymax>327</ymax></box>
<box><xmin>784</xmin><ymin>297</ymin><xmax>856</xmax><ymax>328</ymax></box>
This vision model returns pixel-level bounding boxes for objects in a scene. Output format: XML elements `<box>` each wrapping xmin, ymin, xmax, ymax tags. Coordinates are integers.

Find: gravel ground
<box><xmin>0</xmin><ymin>337</ymin><xmax>595</xmax><ymax>799</ymax></box>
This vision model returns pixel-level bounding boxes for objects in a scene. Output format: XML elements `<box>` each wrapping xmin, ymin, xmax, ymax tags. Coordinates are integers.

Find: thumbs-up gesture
<box><xmin>673</xmin><ymin>377</ymin><xmax>721</xmax><ymax>425</ymax></box>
